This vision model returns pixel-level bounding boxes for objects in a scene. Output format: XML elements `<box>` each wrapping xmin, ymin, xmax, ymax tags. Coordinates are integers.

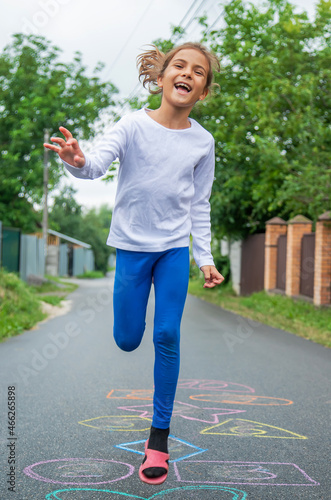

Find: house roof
<box><xmin>47</xmin><ymin>229</ymin><xmax>91</xmax><ymax>248</ymax></box>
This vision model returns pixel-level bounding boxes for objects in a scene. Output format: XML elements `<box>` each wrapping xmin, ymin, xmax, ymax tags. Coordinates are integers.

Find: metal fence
<box><xmin>1</xmin><ymin>225</ymin><xmax>21</xmax><ymax>273</ymax></box>
<box><xmin>20</xmin><ymin>234</ymin><xmax>45</xmax><ymax>282</ymax></box>
<box><xmin>276</xmin><ymin>234</ymin><xmax>287</xmax><ymax>291</ymax></box>
<box><xmin>300</xmin><ymin>233</ymin><xmax>315</xmax><ymax>298</ymax></box>
<box><xmin>72</xmin><ymin>247</ymin><xmax>94</xmax><ymax>276</ymax></box>
<box><xmin>240</xmin><ymin>233</ymin><xmax>265</xmax><ymax>296</ymax></box>
<box><xmin>1</xmin><ymin>222</ymin><xmax>95</xmax><ymax>280</ymax></box>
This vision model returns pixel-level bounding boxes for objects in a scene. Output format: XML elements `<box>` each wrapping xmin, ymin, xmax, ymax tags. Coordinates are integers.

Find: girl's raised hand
<box><xmin>43</xmin><ymin>126</ymin><xmax>85</xmax><ymax>168</ymax></box>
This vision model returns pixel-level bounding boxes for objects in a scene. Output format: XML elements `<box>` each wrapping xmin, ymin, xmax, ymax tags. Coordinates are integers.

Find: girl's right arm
<box><xmin>45</xmin><ymin>114</ymin><xmax>132</xmax><ymax>180</ymax></box>
<box><xmin>44</xmin><ymin>126</ymin><xmax>85</xmax><ymax>168</ymax></box>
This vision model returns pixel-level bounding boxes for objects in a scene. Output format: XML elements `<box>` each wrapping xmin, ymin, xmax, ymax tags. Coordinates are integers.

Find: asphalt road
<box><xmin>1</xmin><ymin>275</ymin><xmax>330</xmax><ymax>500</ymax></box>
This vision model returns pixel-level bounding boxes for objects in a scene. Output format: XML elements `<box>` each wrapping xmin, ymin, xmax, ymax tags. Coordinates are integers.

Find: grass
<box><xmin>75</xmin><ymin>270</ymin><xmax>105</xmax><ymax>279</ymax></box>
<box><xmin>39</xmin><ymin>295</ymin><xmax>63</xmax><ymax>306</ymax></box>
<box><xmin>0</xmin><ymin>270</ymin><xmax>78</xmax><ymax>342</ymax></box>
<box><xmin>0</xmin><ymin>270</ymin><xmax>46</xmax><ymax>341</ymax></box>
<box><xmin>188</xmin><ymin>276</ymin><xmax>331</xmax><ymax>348</ymax></box>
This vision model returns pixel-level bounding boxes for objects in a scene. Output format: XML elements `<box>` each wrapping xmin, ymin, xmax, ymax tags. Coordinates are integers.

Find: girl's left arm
<box><xmin>191</xmin><ymin>138</ymin><xmax>224</xmax><ymax>288</ymax></box>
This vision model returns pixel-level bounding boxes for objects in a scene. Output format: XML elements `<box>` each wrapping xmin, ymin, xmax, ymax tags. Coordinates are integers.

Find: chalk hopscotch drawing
<box><xmin>23</xmin><ymin>380</ymin><xmax>317</xmax><ymax>497</ymax></box>
<box><xmin>190</xmin><ymin>394</ymin><xmax>293</xmax><ymax>406</ymax></box>
<box><xmin>177</xmin><ymin>379</ymin><xmax>255</xmax><ymax>393</ymax></box>
<box><xmin>117</xmin><ymin>401</ymin><xmax>246</xmax><ymax>424</ymax></box>
<box><xmin>201</xmin><ymin>419</ymin><xmax>307</xmax><ymax>439</ymax></box>
<box><xmin>45</xmin><ymin>489</ymin><xmax>133</xmax><ymax>499</ymax></box>
<box><xmin>106</xmin><ymin>381</ymin><xmax>255</xmax><ymax>402</ymax></box>
<box><xmin>107</xmin><ymin>389</ymin><xmax>153</xmax><ymax>400</ymax></box>
<box><xmin>78</xmin><ymin>416</ymin><xmax>152</xmax><ymax>432</ymax></box>
<box><xmin>173</xmin><ymin>461</ymin><xmax>320</xmax><ymax>486</ymax></box>
<box><xmin>23</xmin><ymin>458</ymin><xmax>134</xmax><ymax>485</ymax></box>
<box><xmin>45</xmin><ymin>485</ymin><xmax>248</xmax><ymax>499</ymax></box>
<box><xmin>114</xmin><ymin>435</ymin><xmax>207</xmax><ymax>462</ymax></box>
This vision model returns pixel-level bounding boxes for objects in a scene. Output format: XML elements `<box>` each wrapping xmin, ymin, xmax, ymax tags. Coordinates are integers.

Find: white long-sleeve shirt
<box><xmin>62</xmin><ymin>107</ymin><xmax>215</xmax><ymax>268</ymax></box>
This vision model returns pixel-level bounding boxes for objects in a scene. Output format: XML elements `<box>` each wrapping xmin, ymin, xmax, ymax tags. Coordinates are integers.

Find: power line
<box><xmin>181</xmin><ymin>0</ymin><xmax>210</xmax><ymax>32</ymax></box>
<box><xmin>205</xmin><ymin>5</ymin><xmax>225</xmax><ymax>35</ymax></box>
<box><xmin>177</xmin><ymin>0</ymin><xmax>201</xmax><ymax>27</ymax></box>
<box><xmin>104</xmin><ymin>0</ymin><xmax>156</xmax><ymax>78</ymax></box>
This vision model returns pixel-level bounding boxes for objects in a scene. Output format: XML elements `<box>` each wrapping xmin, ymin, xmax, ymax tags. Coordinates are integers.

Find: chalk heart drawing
<box><xmin>201</xmin><ymin>419</ymin><xmax>307</xmax><ymax>439</ymax></box>
<box><xmin>23</xmin><ymin>458</ymin><xmax>134</xmax><ymax>485</ymax></box>
<box><xmin>45</xmin><ymin>486</ymin><xmax>248</xmax><ymax>499</ymax></box>
<box><xmin>174</xmin><ymin>461</ymin><xmax>319</xmax><ymax>486</ymax></box>
<box><xmin>78</xmin><ymin>416</ymin><xmax>152</xmax><ymax>432</ymax></box>
<box><xmin>117</xmin><ymin>401</ymin><xmax>246</xmax><ymax>424</ymax></box>
<box><xmin>190</xmin><ymin>394</ymin><xmax>293</xmax><ymax>406</ymax></box>
<box><xmin>177</xmin><ymin>379</ymin><xmax>255</xmax><ymax>393</ymax></box>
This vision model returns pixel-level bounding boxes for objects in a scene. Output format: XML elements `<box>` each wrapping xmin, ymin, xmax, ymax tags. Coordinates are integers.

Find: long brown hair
<box><xmin>137</xmin><ymin>42</ymin><xmax>220</xmax><ymax>95</ymax></box>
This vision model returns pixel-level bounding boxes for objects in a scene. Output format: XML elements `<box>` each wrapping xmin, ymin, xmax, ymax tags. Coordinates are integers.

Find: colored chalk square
<box><xmin>45</xmin><ymin>486</ymin><xmax>248</xmax><ymax>499</ymax></box>
<box><xmin>201</xmin><ymin>419</ymin><xmax>307</xmax><ymax>439</ymax></box>
<box><xmin>173</xmin><ymin>461</ymin><xmax>319</xmax><ymax>486</ymax></box>
<box><xmin>23</xmin><ymin>458</ymin><xmax>134</xmax><ymax>485</ymax></box>
<box><xmin>78</xmin><ymin>415</ymin><xmax>152</xmax><ymax>432</ymax></box>
<box><xmin>115</xmin><ymin>435</ymin><xmax>207</xmax><ymax>462</ymax></box>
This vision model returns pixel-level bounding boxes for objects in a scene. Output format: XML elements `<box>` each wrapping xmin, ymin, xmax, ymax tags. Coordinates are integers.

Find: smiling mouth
<box><xmin>174</xmin><ymin>83</ymin><xmax>192</xmax><ymax>94</ymax></box>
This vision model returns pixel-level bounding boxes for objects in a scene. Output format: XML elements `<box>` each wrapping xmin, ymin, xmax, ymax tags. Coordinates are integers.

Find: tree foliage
<box><xmin>144</xmin><ymin>0</ymin><xmax>331</xmax><ymax>239</ymax></box>
<box><xmin>0</xmin><ymin>34</ymin><xmax>118</xmax><ymax>231</ymax></box>
<box><xmin>49</xmin><ymin>187</ymin><xmax>113</xmax><ymax>274</ymax></box>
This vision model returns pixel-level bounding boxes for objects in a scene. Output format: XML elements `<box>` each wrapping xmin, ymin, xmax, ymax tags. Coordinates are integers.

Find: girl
<box><xmin>44</xmin><ymin>42</ymin><xmax>224</xmax><ymax>485</ymax></box>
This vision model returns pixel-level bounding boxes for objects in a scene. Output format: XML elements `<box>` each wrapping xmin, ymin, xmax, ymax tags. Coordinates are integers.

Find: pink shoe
<box><xmin>139</xmin><ymin>440</ymin><xmax>170</xmax><ymax>485</ymax></box>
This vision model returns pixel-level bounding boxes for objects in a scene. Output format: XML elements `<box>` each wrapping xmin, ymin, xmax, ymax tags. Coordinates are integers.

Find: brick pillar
<box><xmin>264</xmin><ymin>217</ymin><xmax>287</xmax><ymax>291</ymax></box>
<box><xmin>286</xmin><ymin>215</ymin><xmax>312</xmax><ymax>297</ymax></box>
<box><xmin>314</xmin><ymin>211</ymin><xmax>331</xmax><ymax>306</ymax></box>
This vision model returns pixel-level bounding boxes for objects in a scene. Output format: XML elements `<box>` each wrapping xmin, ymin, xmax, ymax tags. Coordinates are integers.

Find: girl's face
<box><xmin>157</xmin><ymin>48</ymin><xmax>209</xmax><ymax>110</ymax></box>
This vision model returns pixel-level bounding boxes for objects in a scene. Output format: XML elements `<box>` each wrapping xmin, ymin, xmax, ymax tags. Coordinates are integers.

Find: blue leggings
<box><xmin>113</xmin><ymin>247</ymin><xmax>190</xmax><ymax>429</ymax></box>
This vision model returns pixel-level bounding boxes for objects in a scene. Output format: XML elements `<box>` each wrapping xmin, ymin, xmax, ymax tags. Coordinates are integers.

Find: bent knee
<box><xmin>115</xmin><ymin>338</ymin><xmax>140</xmax><ymax>352</ymax></box>
<box><xmin>113</xmin><ymin>326</ymin><xmax>144</xmax><ymax>352</ymax></box>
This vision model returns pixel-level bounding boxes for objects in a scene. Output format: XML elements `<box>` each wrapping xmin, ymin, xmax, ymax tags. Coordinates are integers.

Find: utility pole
<box><xmin>43</xmin><ymin>129</ymin><xmax>49</xmax><ymax>272</ymax></box>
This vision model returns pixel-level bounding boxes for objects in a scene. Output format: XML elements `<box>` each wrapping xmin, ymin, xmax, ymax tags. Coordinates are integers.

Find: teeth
<box><xmin>175</xmin><ymin>83</ymin><xmax>191</xmax><ymax>91</ymax></box>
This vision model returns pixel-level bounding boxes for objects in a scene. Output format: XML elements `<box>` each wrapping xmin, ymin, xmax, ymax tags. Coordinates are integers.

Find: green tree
<box><xmin>49</xmin><ymin>187</ymin><xmax>113</xmax><ymax>274</ymax></box>
<box><xmin>79</xmin><ymin>205</ymin><xmax>114</xmax><ymax>274</ymax></box>
<box><xmin>48</xmin><ymin>186</ymin><xmax>83</xmax><ymax>237</ymax></box>
<box><xmin>144</xmin><ymin>0</ymin><xmax>331</xmax><ymax>239</ymax></box>
<box><xmin>0</xmin><ymin>34</ymin><xmax>118</xmax><ymax>231</ymax></box>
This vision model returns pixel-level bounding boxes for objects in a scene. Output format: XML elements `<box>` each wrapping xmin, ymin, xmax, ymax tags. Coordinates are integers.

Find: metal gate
<box><xmin>68</xmin><ymin>246</ymin><xmax>73</xmax><ymax>277</ymax></box>
<box><xmin>240</xmin><ymin>233</ymin><xmax>265</xmax><ymax>296</ymax></box>
<box><xmin>300</xmin><ymin>233</ymin><xmax>315</xmax><ymax>298</ymax></box>
<box><xmin>276</xmin><ymin>234</ymin><xmax>287</xmax><ymax>290</ymax></box>
<box><xmin>1</xmin><ymin>227</ymin><xmax>21</xmax><ymax>273</ymax></box>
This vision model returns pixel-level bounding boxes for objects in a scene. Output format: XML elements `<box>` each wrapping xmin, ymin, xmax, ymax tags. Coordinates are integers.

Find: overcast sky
<box><xmin>2</xmin><ymin>0</ymin><xmax>317</xmax><ymax>210</ymax></box>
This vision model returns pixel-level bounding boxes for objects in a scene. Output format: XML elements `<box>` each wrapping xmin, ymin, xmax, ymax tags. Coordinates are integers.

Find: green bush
<box><xmin>0</xmin><ymin>269</ymin><xmax>45</xmax><ymax>340</ymax></box>
<box><xmin>213</xmin><ymin>253</ymin><xmax>231</xmax><ymax>284</ymax></box>
<box><xmin>189</xmin><ymin>252</ymin><xmax>231</xmax><ymax>284</ymax></box>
